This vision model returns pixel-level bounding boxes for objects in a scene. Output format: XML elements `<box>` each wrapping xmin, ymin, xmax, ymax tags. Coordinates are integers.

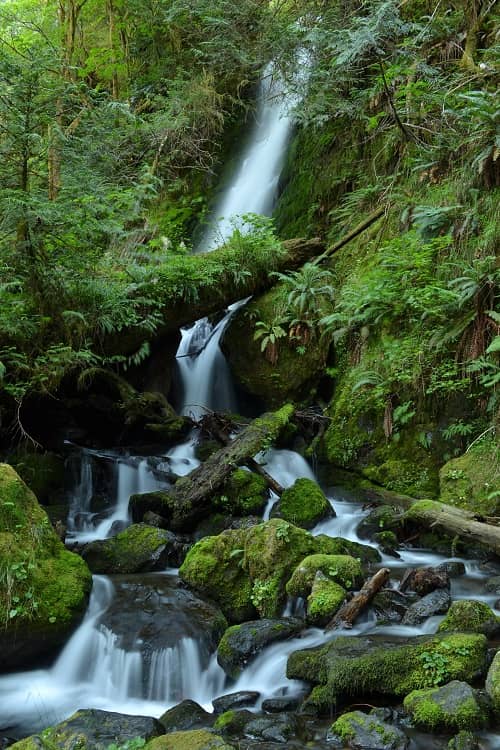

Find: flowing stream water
<box><xmin>1</xmin><ymin>65</ymin><xmax>499</xmax><ymax>747</ymax></box>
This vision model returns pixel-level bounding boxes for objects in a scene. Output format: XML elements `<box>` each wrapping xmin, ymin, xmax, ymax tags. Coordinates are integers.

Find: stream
<box><xmin>1</xmin><ymin>66</ymin><xmax>499</xmax><ymax>748</ymax></box>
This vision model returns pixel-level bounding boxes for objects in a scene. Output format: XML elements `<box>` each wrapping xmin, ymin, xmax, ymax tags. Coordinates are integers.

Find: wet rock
<box><xmin>261</xmin><ymin>696</ymin><xmax>302</xmax><ymax>713</ymax></box>
<box><xmin>0</xmin><ymin>464</ymin><xmax>92</xmax><ymax>671</ymax></box>
<box><xmin>217</xmin><ymin>617</ymin><xmax>304</xmax><ymax>678</ymax></box>
<box><xmin>144</xmin><ymin>510</ymin><xmax>170</xmax><ymax>529</ymax></box>
<box><xmin>402</xmin><ymin>589</ymin><xmax>451</xmax><ymax>625</ymax></box>
<box><xmin>286</xmin><ymin>554</ymin><xmax>363</xmax><ymax>597</ymax></box>
<box><xmin>372</xmin><ymin>590</ymin><xmax>413</xmax><ymax>624</ymax></box>
<box><xmin>159</xmin><ymin>700</ymin><xmax>214</xmax><ymax>732</ymax></box>
<box><xmin>403</xmin><ymin>680</ymin><xmax>488</xmax><ymax>731</ymax></box>
<box><xmin>400</xmin><ymin>566</ymin><xmax>449</xmax><ymax>596</ymax></box>
<box><xmin>435</xmin><ymin>561</ymin><xmax>466</xmax><ymax>578</ymax></box>
<box><xmin>448</xmin><ymin>731</ymin><xmax>480</xmax><ymax>750</ymax></box>
<box><xmin>212</xmin><ymin>692</ymin><xmax>260</xmax><ymax>714</ymax></box>
<box><xmin>213</xmin><ymin>470</ymin><xmax>269</xmax><ymax>517</ymax></box>
<box><xmin>356</xmin><ymin>506</ymin><xmax>404</xmax><ymax>540</ymax></box>
<box><xmin>438</xmin><ymin>600</ymin><xmax>500</xmax><ymax>637</ymax></box>
<box><xmin>329</xmin><ymin>709</ymin><xmax>408</xmax><ymax>749</ymax></box>
<box><xmin>82</xmin><ymin>523</ymin><xmax>177</xmax><ymax>574</ymax></box>
<box><xmin>485</xmin><ymin>575</ymin><xmax>500</xmax><ymax>595</ymax></box>
<box><xmin>485</xmin><ymin>650</ymin><xmax>500</xmax><ymax>716</ymax></box>
<box><xmin>145</xmin><ymin>729</ymin><xmax>235</xmax><ymax>749</ymax></box>
<box><xmin>243</xmin><ymin>713</ymin><xmax>301</xmax><ymax>743</ymax></box>
<box><xmin>9</xmin><ymin>709</ymin><xmax>163</xmax><ymax>749</ymax></box>
<box><xmin>287</xmin><ymin>633</ymin><xmax>488</xmax><ymax>714</ymax></box>
<box><xmin>306</xmin><ymin>572</ymin><xmax>346</xmax><ymax>626</ymax></box>
<box><xmin>213</xmin><ymin>709</ymin><xmax>255</xmax><ymax>735</ymax></box>
<box><xmin>271</xmin><ymin>478</ymin><xmax>333</xmax><ymax>529</ymax></box>
<box><xmin>372</xmin><ymin>530</ymin><xmax>400</xmax><ymax>557</ymax></box>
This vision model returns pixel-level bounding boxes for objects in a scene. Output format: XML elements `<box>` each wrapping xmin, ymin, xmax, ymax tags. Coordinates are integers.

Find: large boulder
<box><xmin>438</xmin><ymin>600</ymin><xmax>500</xmax><ymax>637</ymax></box>
<box><xmin>329</xmin><ymin>710</ymin><xmax>408</xmax><ymax>750</ymax></box>
<box><xmin>306</xmin><ymin>573</ymin><xmax>346</xmax><ymax>626</ymax></box>
<box><xmin>82</xmin><ymin>523</ymin><xmax>177</xmax><ymax>574</ymax></box>
<box><xmin>10</xmin><ymin>709</ymin><xmax>163</xmax><ymax>749</ymax></box>
<box><xmin>271</xmin><ymin>478</ymin><xmax>333</xmax><ymax>529</ymax></box>
<box><xmin>401</xmin><ymin>589</ymin><xmax>451</xmax><ymax>626</ymax></box>
<box><xmin>0</xmin><ymin>464</ymin><xmax>92</xmax><ymax>671</ymax></box>
<box><xmin>403</xmin><ymin>680</ymin><xmax>488</xmax><ymax>731</ymax></box>
<box><xmin>439</xmin><ymin>439</ymin><xmax>500</xmax><ymax>515</ymax></box>
<box><xmin>217</xmin><ymin>617</ymin><xmax>304</xmax><ymax>678</ymax></box>
<box><xmin>286</xmin><ymin>554</ymin><xmax>363</xmax><ymax>597</ymax></box>
<box><xmin>213</xmin><ymin>470</ymin><xmax>269</xmax><ymax>516</ymax></box>
<box><xmin>286</xmin><ymin>633</ymin><xmax>488</xmax><ymax>714</ymax></box>
<box><xmin>145</xmin><ymin>731</ymin><xmax>235</xmax><ymax>750</ymax></box>
<box><xmin>159</xmin><ymin>701</ymin><xmax>214</xmax><ymax>733</ymax></box>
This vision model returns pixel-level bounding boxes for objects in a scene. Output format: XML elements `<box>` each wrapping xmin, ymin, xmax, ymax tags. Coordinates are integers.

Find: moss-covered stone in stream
<box><xmin>0</xmin><ymin>463</ymin><xmax>92</xmax><ymax>671</ymax></box>
<box><xmin>271</xmin><ymin>478</ymin><xmax>332</xmax><ymax>528</ymax></box>
<box><xmin>306</xmin><ymin>574</ymin><xmax>346</xmax><ymax>626</ymax></box>
<box><xmin>221</xmin><ymin>285</ymin><xmax>331</xmax><ymax>407</ymax></box>
<box><xmin>145</xmin><ymin>730</ymin><xmax>235</xmax><ymax>750</ymax></box>
<box><xmin>438</xmin><ymin>600</ymin><xmax>500</xmax><ymax>637</ymax></box>
<box><xmin>329</xmin><ymin>709</ymin><xmax>408</xmax><ymax>750</ymax></box>
<box><xmin>485</xmin><ymin>650</ymin><xmax>500</xmax><ymax>716</ymax></box>
<box><xmin>213</xmin><ymin>469</ymin><xmax>268</xmax><ymax>516</ymax></box>
<box><xmin>82</xmin><ymin>523</ymin><xmax>176</xmax><ymax>574</ymax></box>
<box><xmin>403</xmin><ymin>680</ymin><xmax>488</xmax><ymax>731</ymax></box>
<box><xmin>286</xmin><ymin>554</ymin><xmax>363</xmax><ymax>597</ymax></box>
<box><xmin>439</xmin><ymin>439</ymin><xmax>500</xmax><ymax>515</ymax></box>
<box><xmin>313</xmin><ymin>534</ymin><xmax>381</xmax><ymax>565</ymax></box>
<box><xmin>286</xmin><ymin>633</ymin><xmax>488</xmax><ymax>714</ymax></box>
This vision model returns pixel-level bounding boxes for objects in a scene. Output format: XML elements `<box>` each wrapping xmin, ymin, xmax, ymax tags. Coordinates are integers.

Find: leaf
<box><xmin>486</xmin><ymin>337</ymin><xmax>500</xmax><ymax>354</ymax></box>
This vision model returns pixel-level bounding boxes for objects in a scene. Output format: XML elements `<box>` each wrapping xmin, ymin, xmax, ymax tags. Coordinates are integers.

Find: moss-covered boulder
<box><xmin>212</xmin><ymin>709</ymin><xmax>254</xmax><ymax>736</ymax></box>
<box><xmin>82</xmin><ymin>523</ymin><xmax>176</xmax><ymax>574</ymax></box>
<box><xmin>485</xmin><ymin>650</ymin><xmax>500</xmax><ymax>716</ymax></box>
<box><xmin>448</xmin><ymin>731</ymin><xmax>480</xmax><ymax>750</ymax></box>
<box><xmin>356</xmin><ymin>505</ymin><xmax>405</xmax><ymax>541</ymax></box>
<box><xmin>329</xmin><ymin>710</ymin><xmax>408</xmax><ymax>750</ymax></box>
<box><xmin>10</xmin><ymin>709</ymin><xmax>163</xmax><ymax>749</ymax></box>
<box><xmin>313</xmin><ymin>534</ymin><xmax>381</xmax><ymax>565</ymax></box>
<box><xmin>439</xmin><ymin>439</ymin><xmax>500</xmax><ymax>515</ymax></box>
<box><xmin>213</xmin><ymin>469</ymin><xmax>268</xmax><ymax>516</ymax></box>
<box><xmin>286</xmin><ymin>554</ymin><xmax>363</xmax><ymax>597</ymax></box>
<box><xmin>287</xmin><ymin>633</ymin><xmax>488</xmax><ymax>714</ymax></box>
<box><xmin>306</xmin><ymin>573</ymin><xmax>346</xmax><ymax>626</ymax></box>
<box><xmin>403</xmin><ymin>680</ymin><xmax>488</xmax><ymax>731</ymax></box>
<box><xmin>159</xmin><ymin>701</ymin><xmax>214</xmax><ymax>733</ymax></box>
<box><xmin>217</xmin><ymin>617</ymin><xmax>303</xmax><ymax>678</ymax></box>
<box><xmin>438</xmin><ymin>600</ymin><xmax>500</xmax><ymax>637</ymax></box>
<box><xmin>271</xmin><ymin>478</ymin><xmax>333</xmax><ymax>528</ymax></box>
<box><xmin>145</xmin><ymin>730</ymin><xmax>235</xmax><ymax>750</ymax></box>
<box><xmin>0</xmin><ymin>463</ymin><xmax>92</xmax><ymax>671</ymax></box>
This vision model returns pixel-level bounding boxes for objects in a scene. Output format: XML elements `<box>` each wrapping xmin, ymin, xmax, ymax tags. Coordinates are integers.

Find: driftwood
<box><xmin>366</xmin><ymin>486</ymin><xmax>500</xmax><ymax>557</ymax></box>
<box><xmin>130</xmin><ymin>404</ymin><xmax>294</xmax><ymax>530</ymax></box>
<box><xmin>325</xmin><ymin>568</ymin><xmax>391</xmax><ymax>630</ymax></box>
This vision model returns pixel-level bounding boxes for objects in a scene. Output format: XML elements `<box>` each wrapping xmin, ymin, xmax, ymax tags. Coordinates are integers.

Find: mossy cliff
<box><xmin>439</xmin><ymin>439</ymin><xmax>500</xmax><ymax>515</ymax></box>
<box><xmin>0</xmin><ymin>465</ymin><xmax>92</xmax><ymax>670</ymax></box>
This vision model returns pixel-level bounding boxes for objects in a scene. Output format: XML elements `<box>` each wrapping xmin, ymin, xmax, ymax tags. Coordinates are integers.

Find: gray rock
<box><xmin>485</xmin><ymin>576</ymin><xmax>500</xmax><ymax>595</ymax></box>
<box><xmin>329</xmin><ymin>710</ymin><xmax>408</xmax><ymax>750</ymax></box>
<box><xmin>217</xmin><ymin>618</ymin><xmax>304</xmax><ymax>678</ymax></box>
<box><xmin>244</xmin><ymin>713</ymin><xmax>300</xmax><ymax>743</ymax></box>
<box><xmin>402</xmin><ymin>589</ymin><xmax>451</xmax><ymax>625</ymax></box>
<box><xmin>261</xmin><ymin>696</ymin><xmax>302</xmax><ymax>713</ymax></box>
<box><xmin>436</xmin><ymin>561</ymin><xmax>466</xmax><ymax>578</ymax></box>
<box><xmin>159</xmin><ymin>700</ymin><xmax>213</xmax><ymax>732</ymax></box>
<box><xmin>213</xmin><ymin>692</ymin><xmax>261</xmax><ymax>714</ymax></box>
<box><xmin>448</xmin><ymin>731</ymin><xmax>480</xmax><ymax>750</ymax></box>
<box><xmin>404</xmin><ymin>680</ymin><xmax>488</xmax><ymax>730</ymax></box>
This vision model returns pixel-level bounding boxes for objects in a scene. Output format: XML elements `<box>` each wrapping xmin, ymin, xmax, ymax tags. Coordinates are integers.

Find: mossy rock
<box><xmin>306</xmin><ymin>574</ymin><xmax>346</xmax><ymax>626</ymax></box>
<box><xmin>312</xmin><ymin>534</ymin><xmax>381</xmax><ymax>565</ymax></box>
<box><xmin>0</xmin><ymin>463</ymin><xmax>92</xmax><ymax>671</ymax></box>
<box><xmin>448</xmin><ymin>731</ymin><xmax>480</xmax><ymax>750</ymax></box>
<box><xmin>329</xmin><ymin>709</ymin><xmax>408</xmax><ymax>750</ymax></box>
<box><xmin>159</xmin><ymin>700</ymin><xmax>214</xmax><ymax>733</ymax></box>
<box><xmin>439</xmin><ymin>439</ymin><xmax>500</xmax><ymax>515</ymax></box>
<box><xmin>213</xmin><ymin>709</ymin><xmax>254</xmax><ymax>735</ymax></box>
<box><xmin>145</xmin><ymin>730</ymin><xmax>235</xmax><ymax>750</ymax></box>
<box><xmin>438</xmin><ymin>600</ymin><xmax>500</xmax><ymax>637</ymax></box>
<box><xmin>82</xmin><ymin>523</ymin><xmax>176</xmax><ymax>574</ymax></box>
<box><xmin>286</xmin><ymin>554</ymin><xmax>363</xmax><ymax>597</ymax></box>
<box><xmin>485</xmin><ymin>650</ymin><xmax>500</xmax><ymax>716</ymax></box>
<box><xmin>356</xmin><ymin>505</ymin><xmax>405</xmax><ymax>541</ymax></box>
<box><xmin>221</xmin><ymin>285</ymin><xmax>330</xmax><ymax>407</ymax></box>
<box><xmin>8</xmin><ymin>451</ymin><xmax>65</xmax><ymax>505</ymax></box>
<box><xmin>10</xmin><ymin>709</ymin><xmax>163</xmax><ymax>749</ymax></box>
<box><xmin>214</xmin><ymin>469</ymin><xmax>268</xmax><ymax>516</ymax></box>
<box><xmin>271</xmin><ymin>478</ymin><xmax>333</xmax><ymax>529</ymax></box>
<box><xmin>287</xmin><ymin>633</ymin><xmax>488</xmax><ymax>714</ymax></box>
<box><xmin>403</xmin><ymin>680</ymin><xmax>488</xmax><ymax>731</ymax></box>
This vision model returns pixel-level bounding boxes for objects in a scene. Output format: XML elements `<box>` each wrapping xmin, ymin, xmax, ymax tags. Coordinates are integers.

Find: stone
<box><xmin>306</xmin><ymin>573</ymin><xmax>346</xmax><ymax>626</ymax></box>
<box><xmin>403</xmin><ymin>680</ymin><xmax>488</xmax><ymax>731</ymax></box>
<box><xmin>217</xmin><ymin>617</ymin><xmax>303</xmax><ymax>678</ymax></box>
<box><xmin>243</xmin><ymin>713</ymin><xmax>300</xmax><ymax>744</ymax></box>
<box><xmin>356</xmin><ymin>506</ymin><xmax>404</xmax><ymax>540</ymax></box>
<box><xmin>145</xmin><ymin>730</ymin><xmax>235</xmax><ymax>749</ymax></box>
<box><xmin>212</xmin><ymin>692</ymin><xmax>260</xmax><ymax>715</ymax></box>
<box><xmin>271</xmin><ymin>478</ymin><xmax>333</xmax><ymax>529</ymax></box>
<box><xmin>261</xmin><ymin>696</ymin><xmax>302</xmax><ymax>713</ymax></box>
<box><xmin>159</xmin><ymin>701</ymin><xmax>214</xmax><ymax>733</ymax></box>
<box><xmin>402</xmin><ymin>589</ymin><xmax>451</xmax><ymax>625</ymax></box>
<box><xmin>372</xmin><ymin>590</ymin><xmax>414</xmax><ymax>624</ymax></box>
<box><xmin>485</xmin><ymin>576</ymin><xmax>500</xmax><ymax>595</ymax></box>
<box><xmin>329</xmin><ymin>710</ymin><xmax>408</xmax><ymax>750</ymax></box>
<box><xmin>286</xmin><ymin>554</ymin><xmax>363</xmax><ymax>597</ymax></box>
<box><xmin>438</xmin><ymin>600</ymin><xmax>500</xmax><ymax>637</ymax></box>
<box><xmin>213</xmin><ymin>710</ymin><xmax>254</xmax><ymax>735</ymax></box>
<box><xmin>485</xmin><ymin>650</ymin><xmax>500</xmax><ymax>716</ymax></box>
<box><xmin>82</xmin><ymin>523</ymin><xmax>177</xmax><ymax>574</ymax></box>
<box><xmin>400</xmin><ymin>566</ymin><xmax>449</xmax><ymax>595</ymax></box>
<box><xmin>448</xmin><ymin>731</ymin><xmax>480</xmax><ymax>750</ymax></box>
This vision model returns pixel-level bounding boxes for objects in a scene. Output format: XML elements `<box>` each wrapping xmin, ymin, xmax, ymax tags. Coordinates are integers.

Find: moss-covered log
<box><xmin>130</xmin><ymin>405</ymin><xmax>294</xmax><ymax>531</ymax></box>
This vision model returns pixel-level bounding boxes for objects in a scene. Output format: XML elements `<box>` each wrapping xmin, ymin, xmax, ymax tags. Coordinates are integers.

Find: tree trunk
<box><xmin>130</xmin><ymin>404</ymin><xmax>294</xmax><ymax>530</ymax></box>
<box><xmin>325</xmin><ymin>568</ymin><xmax>391</xmax><ymax>630</ymax></box>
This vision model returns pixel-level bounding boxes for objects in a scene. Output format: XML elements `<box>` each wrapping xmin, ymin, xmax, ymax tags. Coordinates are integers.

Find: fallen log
<box><xmin>130</xmin><ymin>404</ymin><xmax>294</xmax><ymax>531</ymax></box>
<box><xmin>325</xmin><ymin>567</ymin><xmax>391</xmax><ymax>630</ymax></box>
<box><xmin>105</xmin><ymin>237</ymin><xmax>324</xmax><ymax>356</ymax></box>
<box><xmin>313</xmin><ymin>207</ymin><xmax>386</xmax><ymax>266</ymax></box>
<box><xmin>365</xmin><ymin>486</ymin><xmax>500</xmax><ymax>557</ymax></box>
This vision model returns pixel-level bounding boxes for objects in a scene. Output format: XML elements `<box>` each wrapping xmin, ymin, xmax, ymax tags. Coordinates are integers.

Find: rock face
<box><xmin>145</xmin><ymin>730</ymin><xmax>235</xmax><ymax>749</ymax></box>
<box><xmin>271</xmin><ymin>478</ymin><xmax>333</xmax><ymax>529</ymax></box>
<box><xmin>329</xmin><ymin>710</ymin><xmax>408</xmax><ymax>750</ymax></box>
<box><xmin>286</xmin><ymin>633</ymin><xmax>488</xmax><ymax>714</ymax></box>
<box><xmin>217</xmin><ymin>617</ymin><xmax>304</xmax><ymax>678</ymax></box>
<box><xmin>438</xmin><ymin>599</ymin><xmax>500</xmax><ymax>637</ymax></box>
<box><xmin>82</xmin><ymin>523</ymin><xmax>177</xmax><ymax>574</ymax></box>
<box><xmin>9</xmin><ymin>709</ymin><xmax>164</xmax><ymax>749</ymax></box>
<box><xmin>0</xmin><ymin>463</ymin><xmax>92</xmax><ymax>671</ymax></box>
<box><xmin>403</xmin><ymin>680</ymin><xmax>488</xmax><ymax>731</ymax></box>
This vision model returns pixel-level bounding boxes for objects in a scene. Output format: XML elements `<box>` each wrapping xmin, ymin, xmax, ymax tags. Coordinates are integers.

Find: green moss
<box><xmin>83</xmin><ymin>523</ymin><xmax>173</xmax><ymax>574</ymax></box>
<box><xmin>439</xmin><ymin>439</ymin><xmax>500</xmax><ymax>515</ymax></box>
<box><xmin>145</xmin><ymin>730</ymin><xmax>235</xmax><ymax>750</ymax></box>
<box><xmin>275</xmin><ymin>478</ymin><xmax>331</xmax><ymax>529</ymax></box>
<box><xmin>306</xmin><ymin>577</ymin><xmax>346</xmax><ymax>626</ymax></box>
<box><xmin>486</xmin><ymin>651</ymin><xmax>500</xmax><ymax>715</ymax></box>
<box><xmin>8</xmin><ymin>451</ymin><xmax>64</xmax><ymax>505</ymax></box>
<box><xmin>287</xmin><ymin>633</ymin><xmax>488</xmax><ymax>714</ymax></box>
<box><xmin>214</xmin><ymin>469</ymin><xmax>268</xmax><ymax>516</ymax></box>
<box><xmin>330</xmin><ymin>711</ymin><xmax>403</xmax><ymax>746</ymax></box>
<box><xmin>438</xmin><ymin>600</ymin><xmax>499</xmax><ymax>635</ymax></box>
<box><xmin>286</xmin><ymin>554</ymin><xmax>363</xmax><ymax>597</ymax></box>
<box><xmin>213</xmin><ymin>711</ymin><xmax>236</xmax><ymax>731</ymax></box>
<box><xmin>313</xmin><ymin>534</ymin><xmax>381</xmax><ymax>565</ymax></box>
<box><xmin>403</xmin><ymin>682</ymin><xmax>487</xmax><ymax>730</ymax></box>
